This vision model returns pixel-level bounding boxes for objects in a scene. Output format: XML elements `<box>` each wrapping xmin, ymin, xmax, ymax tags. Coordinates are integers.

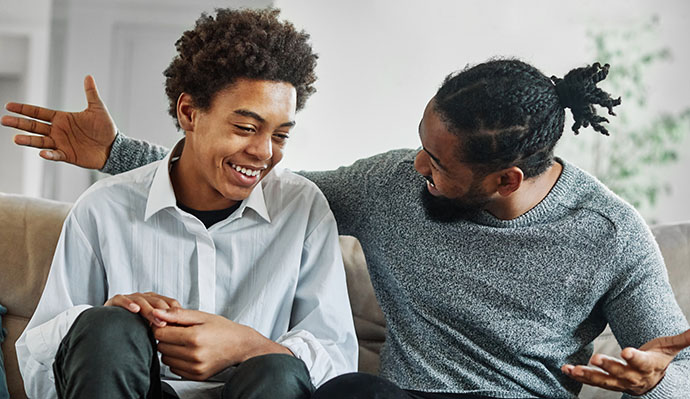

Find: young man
<box><xmin>4</xmin><ymin>59</ymin><xmax>690</xmax><ymax>396</ymax></box>
<box><xmin>9</xmin><ymin>8</ymin><xmax>357</xmax><ymax>399</ymax></box>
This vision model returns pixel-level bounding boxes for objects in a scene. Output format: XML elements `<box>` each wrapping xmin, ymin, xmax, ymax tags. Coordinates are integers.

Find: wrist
<box><xmin>240</xmin><ymin>326</ymin><xmax>293</xmax><ymax>363</ymax></box>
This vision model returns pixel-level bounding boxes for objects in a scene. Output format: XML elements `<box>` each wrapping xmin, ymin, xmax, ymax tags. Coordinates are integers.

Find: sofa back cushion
<box><xmin>0</xmin><ymin>193</ymin><xmax>71</xmax><ymax>399</ymax></box>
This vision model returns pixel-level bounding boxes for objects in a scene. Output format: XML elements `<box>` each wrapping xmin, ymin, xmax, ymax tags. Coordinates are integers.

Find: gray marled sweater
<box><xmin>103</xmin><ymin>134</ymin><xmax>689</xmax><ymax>398</ymax></box>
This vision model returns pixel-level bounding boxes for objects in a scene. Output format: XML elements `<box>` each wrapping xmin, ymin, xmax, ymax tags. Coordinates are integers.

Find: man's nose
<box><xmin>247</xmin><ymin>134</ymin><xmax>273</xmax><ymax>160</ymax></box>
<box><xmin>413</xmin><ymin>149</ymin><xmax>430</xmax><ymax>176</ymax></box>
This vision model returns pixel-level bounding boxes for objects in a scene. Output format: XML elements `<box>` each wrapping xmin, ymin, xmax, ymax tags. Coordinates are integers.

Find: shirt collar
<box><xmin>144</xmin><ymin>139</ymin><xmax>183</xmax><ymax>221</ymax></box>
<box><xmin>235</xmin><ymin>178</ymin><xmax>271</xmax><ymax>223</ymax></box>
<box><xmin>144</xmin><ymin>138</ymin><xmax>271</xmax><ymax>224</ymax></box>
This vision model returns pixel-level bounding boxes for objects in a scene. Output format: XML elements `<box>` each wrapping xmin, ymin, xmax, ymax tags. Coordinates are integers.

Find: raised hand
<box><xmin>152</xmin><ymin>308</ymin><xmax>292</xmax><ymax>381</ymax></box>
<box><xmin>562</xmin><ymin>329</ymin><xmax>690</xmax><ymax>395</ymax></box>
<box><xmin>1</xmin><ymin>75</ymin><xmax>117</xmax><ymax>169</ymax></box>
<box><xmin>104</xmin><ymin>291</ymin><xmax>182</xmax><ymax>328</ymax></box>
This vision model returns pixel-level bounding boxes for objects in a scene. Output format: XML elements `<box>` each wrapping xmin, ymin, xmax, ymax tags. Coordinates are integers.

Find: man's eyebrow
<box><xmin>234</xmin><ymin>109</ymin><xmax>295</xmax><ymax>128</ymax></box>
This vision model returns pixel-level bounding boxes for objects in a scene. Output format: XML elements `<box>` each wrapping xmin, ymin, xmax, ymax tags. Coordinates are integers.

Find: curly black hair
<box><xmin>164</xmin><ymin>8</ymin><xmax>318</xmax><ymax>128</ymax></box>
<box><xmin>434</xmin><ymin>59</ymin><xmax>621</xmax><ymax>179</ymax></box>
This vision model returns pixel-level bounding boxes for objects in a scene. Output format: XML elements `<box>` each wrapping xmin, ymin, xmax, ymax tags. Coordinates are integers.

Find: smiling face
<box><xmin>175</xmin><ymin>78</ymin><xmax>296</xmax><ymax>210</ymax></box>
<box><xmin>414</xmin><ymin>99</ymin><xmax>493</xmax><ymax>219</ymax></box>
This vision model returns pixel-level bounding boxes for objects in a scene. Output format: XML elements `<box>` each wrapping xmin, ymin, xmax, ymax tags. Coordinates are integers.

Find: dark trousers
<box><xmin>53</xmin><ymin>306</ymin><xmax>314</xmax><ymax>399</ymax></box>
<box><xmin>311</xmin><ymin>373</ymin><xmax>502</xmax><ymax>399</ymax></box>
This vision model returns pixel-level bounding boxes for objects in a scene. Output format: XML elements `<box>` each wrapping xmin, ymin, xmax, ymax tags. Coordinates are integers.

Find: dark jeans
<box><xmin>312</xmin><ymin>373</ymin><xmax>503</xmax><ymax>399</ymax></box>
<box><xmin>53</xmin><ymin>306</ymin><xmax>314</xmax><ymax>399</ymax></box>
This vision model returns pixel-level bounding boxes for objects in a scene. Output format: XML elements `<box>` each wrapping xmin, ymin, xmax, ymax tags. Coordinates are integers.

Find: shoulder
<box><xmin>260</xmin><ymin>167</ymin><xmax>336</xmax><ymax>228</ymax></box>
<box><xmin>261</xmin><ymin>167</ymin><xmax>328</xmax><ymax>209</ymax></box>
<box><xmin>559</xmin><ymin>159</ymin><xmax>653</xmax><ymax>248</ymax></box>
<box><xmin>349</xmin><ymin>148</ymin><xmax>418</xmax><ymax>175</ymax></box>
<box><xmin>69</xmin><ymin>161</ymin><xmax>159</xmax><ymax>223</ymax></box>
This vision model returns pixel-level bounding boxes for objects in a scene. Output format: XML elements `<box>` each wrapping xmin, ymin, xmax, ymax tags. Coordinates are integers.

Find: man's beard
<box><xmin>420</xmin><ymin>180</ymin><xmax>490</xmax><ymax>223</ymax></box>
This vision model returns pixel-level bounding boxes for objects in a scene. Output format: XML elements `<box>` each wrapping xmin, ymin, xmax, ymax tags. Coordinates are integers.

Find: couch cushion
<box><xmin>340</xmin><ymin>236</ymin><xmax>386</xmax><ymax>374</ymax></box>
<box><xmin>651</xmin><ymin>221</ymin><xmax>690</xmax><ymax>317</ymax></box>
<box><xmin>0</xmin><ymin>193</ymin><xmax>71</xmax><ymax>319</ymax></box>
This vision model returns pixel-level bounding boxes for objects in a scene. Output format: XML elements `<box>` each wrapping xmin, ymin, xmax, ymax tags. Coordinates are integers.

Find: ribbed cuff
<box><xmin>99</xmin><ymin>130</ymin><xmax>127</xmax><ymax>175</ymax></box>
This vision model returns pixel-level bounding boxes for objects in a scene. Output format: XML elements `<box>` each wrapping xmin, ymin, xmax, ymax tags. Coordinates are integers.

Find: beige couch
<box><xmin>1</xmin><ymin>192</ymin><xmax>688</xmax><ymax>399</ymax></box>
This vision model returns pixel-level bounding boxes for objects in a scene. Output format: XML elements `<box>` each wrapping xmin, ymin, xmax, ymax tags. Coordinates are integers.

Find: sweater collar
<box><xmin>471</xmin><ymin>158</ymin><xmax>579</xmax><ymax>228</ymax></box>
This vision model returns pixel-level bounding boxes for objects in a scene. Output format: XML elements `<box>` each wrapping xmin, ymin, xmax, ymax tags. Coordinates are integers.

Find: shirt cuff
<box><xmin>276</xmin><ymin>329</ymin><xmax>338</xmax><ymax>387</ymax></box>
<box><xmin>25</xmin><ymin>305</ymin><xmax>92</xmax><ymax>366</ymax></box>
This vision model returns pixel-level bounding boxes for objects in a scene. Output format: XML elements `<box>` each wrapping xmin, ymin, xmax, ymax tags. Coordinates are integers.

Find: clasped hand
<box><xmin>562</xmin><ymin>329</ymin><xmax>690</xmax><ymax>395</ymax></box>
<box><xmin>104</xmin><ymin>292</ymin><xmax>288</xmax><ymax>381</ymax></box>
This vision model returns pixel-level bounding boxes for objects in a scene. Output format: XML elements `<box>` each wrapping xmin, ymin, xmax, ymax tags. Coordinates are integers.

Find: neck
<box><xmin>171</xmin><ymin>142</ymin><xmax>238</xmax><ymax>211</ymax></box>
<box><xmin>484</xmin><ymin>160</ymin><xmax>563</xmax><ymax>220</ymax></box>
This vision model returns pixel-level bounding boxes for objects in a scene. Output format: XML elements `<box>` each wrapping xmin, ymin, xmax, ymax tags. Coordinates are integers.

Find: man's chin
<box><xmin>419</xmin><ymin>187</ymin><xmax>485</xmax><ymax>223</ymax></box>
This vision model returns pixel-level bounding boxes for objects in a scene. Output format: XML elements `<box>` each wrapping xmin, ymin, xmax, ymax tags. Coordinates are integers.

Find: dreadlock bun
<box><xmin>551</xmin><ymin>63</ymin><xmax>622</xmax><ymax>135</ymax></box>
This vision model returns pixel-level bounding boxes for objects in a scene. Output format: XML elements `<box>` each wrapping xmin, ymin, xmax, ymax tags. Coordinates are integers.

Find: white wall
<box><xmin>275</xmin><ymin>0</ymin><xmax>690</xmax><ymax>223</ymax></box>
<box><xmin>0</xmin><ymin>0</ymin><xmax>53</xmax><ymax>197</ymax></box>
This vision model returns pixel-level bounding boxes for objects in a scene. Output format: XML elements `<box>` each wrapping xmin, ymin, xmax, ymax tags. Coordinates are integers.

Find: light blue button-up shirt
<box><xmin>17</xmin><ymin>141</ymin><xmax>358</xmax><ymax>398</ymax></box>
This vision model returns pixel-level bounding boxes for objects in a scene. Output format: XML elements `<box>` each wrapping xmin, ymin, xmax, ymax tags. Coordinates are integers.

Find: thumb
<box><xmin>83</xmin><ymin>75</ymin><xmax>105</xmax><ymax>108</ymax></box>
<box><xmin>152</xmin><ymin>307</ymin><xmax>205</xmax><ymax>326</ymax></box>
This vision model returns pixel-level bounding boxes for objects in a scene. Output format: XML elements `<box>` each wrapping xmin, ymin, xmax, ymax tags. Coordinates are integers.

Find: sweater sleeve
<box><xmin>100</xmin><ymin>132</ymin><xmax>169</xmax><ymax>175</ymax></box>
<box><xmin>601</xmin><ymin>212</ymin><xmax>690</xmax><ymax>398</ymax></box>
<box><xmin>298</xmin><ymin>149</ymin><xmax>417</xmax><ymax>237</ymax></box>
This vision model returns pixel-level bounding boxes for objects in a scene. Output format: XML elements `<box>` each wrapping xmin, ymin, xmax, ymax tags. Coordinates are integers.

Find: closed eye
<box><xmin>273</xmin><ymin>133</ymin><xmax>289</xmax><ymax>143</ymax></box>
<box><xmin>234</xmin><ymin>125</ymin><xmax>255</xmax><ymax>133</ymax></box>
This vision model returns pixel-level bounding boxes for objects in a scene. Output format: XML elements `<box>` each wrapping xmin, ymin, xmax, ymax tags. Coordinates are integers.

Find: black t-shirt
<box><xmin>177</xmin><ymin>201</ymin><xmax>241</xmax><ymax>228</ymax></box>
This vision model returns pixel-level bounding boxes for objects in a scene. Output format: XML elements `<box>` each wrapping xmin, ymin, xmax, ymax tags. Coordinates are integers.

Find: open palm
<box><xmin>1</xmin><ymin>75</ymin><xmax>117</xmax><ymax>170</ymax></box>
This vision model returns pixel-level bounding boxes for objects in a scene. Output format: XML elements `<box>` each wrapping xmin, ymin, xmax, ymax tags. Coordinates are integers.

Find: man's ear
<box><xmin>495</xmin><ymin>166</ymin><xmax>523</xmax><ymax>197</ymax></box>
<box><xmin>176</xmin><ymin>93</ymin><xmax>196</xmax><ymax>132</ymax></box>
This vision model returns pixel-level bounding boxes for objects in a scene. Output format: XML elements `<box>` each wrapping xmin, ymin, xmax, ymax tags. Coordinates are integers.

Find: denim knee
<box><xmin>312</xmin><ymin>372</ymin><xmax>406</xmax><ymax>399</ymax></box>
<box><xmin>223</xmin><ymin>354</ymin><xmax>314</xmax><ymax>399</ymax></box>
<box><xmin>53</xmin><ymin>306</ymin><xmax>160</xmax><ymax>399</ymax></box>
<box><xmin>71</xmin><ymin>306</ymin><xmax>150</xmax><ymax>351</ymax></box>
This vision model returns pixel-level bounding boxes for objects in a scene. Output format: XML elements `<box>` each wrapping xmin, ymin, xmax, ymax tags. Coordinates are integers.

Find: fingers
<box><xmin>165</xmin><ymin>360</ymin><xmax>206</xmax><ymax>381</ymax></box>
<box><xmin>13</xmin><ymin>133</ymin><xmax>56</xmax><ymax>149</ymax></box>
<box><xmin>2</xmin><ymin>115</ymin><xmax>52</xmax><ymax>136</ymax></box>
<box><xmin>83</xmin><ymin>75</ymin><xmax>105</xmax><ymax>108</ymax></box>
<box><xmin>105</xmin><ymin>292</ymin><xmax>182</xmax><ymax>327</ymax></box>
<box><xmin>153</xmin><ymin>307</ymin><xmax>206</xmax><ymax>326</ymax></box>
<box><xmin>160</xmin><ymin>351</ymin><xmax>213</xmax><ymax>381</ymax></box>
<box><xmin>591</xmin><ymin>353</ymin><xmax>629</xmax><ymax>375</ymax></box>
<box><xmin>39</xmin><ymin>149</ymin><xmax>67</xmax><ymax>162</ymax></box>
<box><xmin>4</xmin><ymin>102</ymin><xmax>57</xmax><ymax>122</ymax></box>
<box><xmin>157</xmin><ymin>341</ymin><xmax>197</xmax><ymax>362</ymax></box>
<box><xmin>590</xmin><ymin>353</ymin><xmax>646</xmax><ymax>386</ymax></box>
<box><xmin>154</xmin><ymin>325</ymin><xmax>192</xmax><ymax>345</ymax></box>
<box><xmin>105</xmin><ymin>293</ymin><xmax>144</xmax><ymax>312</ymax></box>
<box><xmin>562</xmin><ymin>364</ymin><xmax>625</xmax><ymax>392</ymax></box>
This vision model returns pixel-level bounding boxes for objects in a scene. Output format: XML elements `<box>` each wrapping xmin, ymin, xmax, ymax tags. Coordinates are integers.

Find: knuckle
<box><xmin>190</xmin><ymin>364</ymin><xmax>204</xmax><ymax>375</ymax></box>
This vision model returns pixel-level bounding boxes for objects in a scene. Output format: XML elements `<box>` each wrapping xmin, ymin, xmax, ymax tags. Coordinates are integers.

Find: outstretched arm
<box><xmin>2</xmin><ymin>75</ymin><xmax>169</xmax><ymax>174</ymax></box>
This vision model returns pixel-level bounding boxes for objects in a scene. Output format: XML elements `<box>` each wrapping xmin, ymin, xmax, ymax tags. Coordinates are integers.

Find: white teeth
<box><xmin>231</xmin><ymin>163</ymin><xmax>262</xmax><ymax>178</ymax></box>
